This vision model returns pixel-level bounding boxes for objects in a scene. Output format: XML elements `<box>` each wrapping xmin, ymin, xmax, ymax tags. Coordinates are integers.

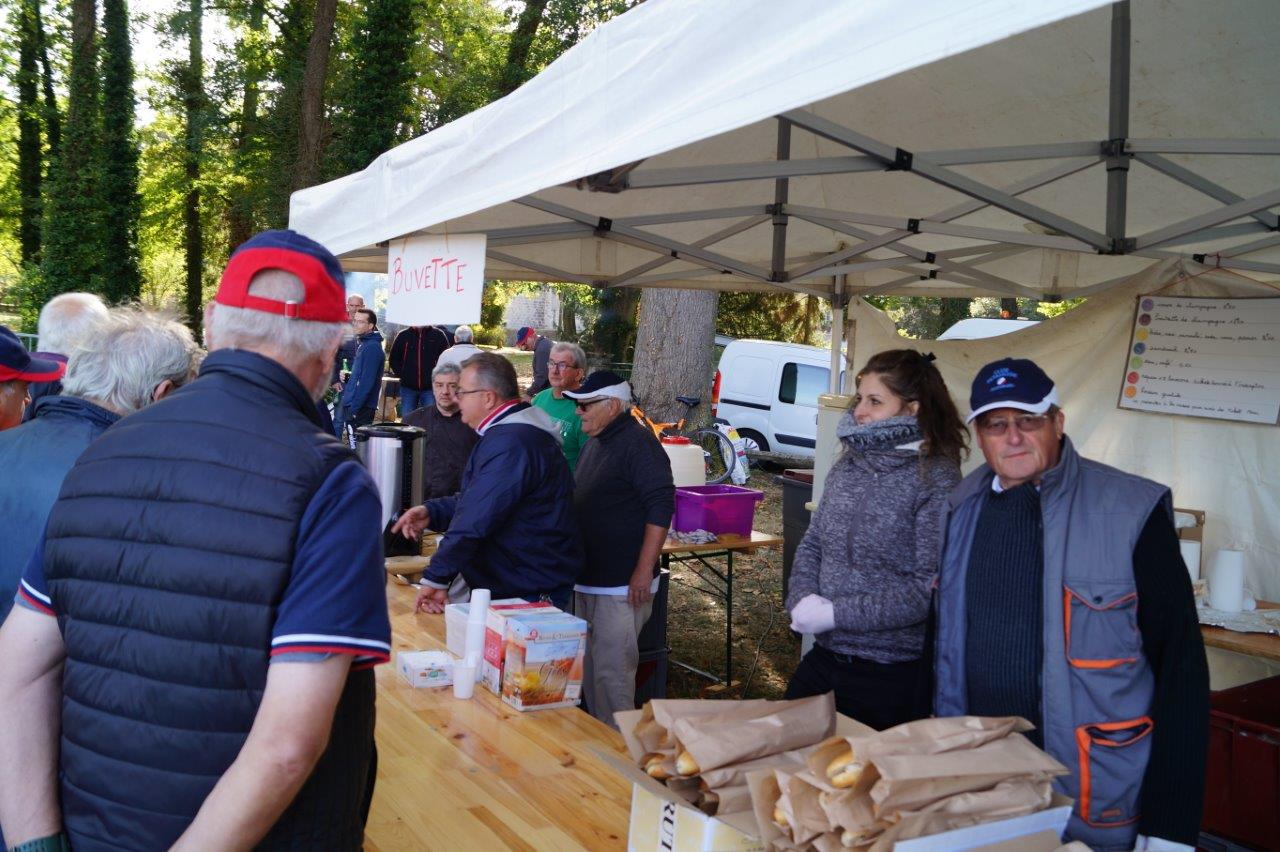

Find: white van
<box><xmin>715</xmin><ymin>339</ymin><xmax>842</xmax><ymax>458</ymax></box>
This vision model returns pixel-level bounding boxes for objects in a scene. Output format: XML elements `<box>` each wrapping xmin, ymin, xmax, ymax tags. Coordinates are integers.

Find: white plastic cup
<box><xmin>1209</xmin><ymin>550</ymin><xmax>1246</xmax><ymax>613</ymax></box>
<box><xmin>452</xmin><ymin>663</ymin><xmax>476</xmax><ymax>699</ymax></box>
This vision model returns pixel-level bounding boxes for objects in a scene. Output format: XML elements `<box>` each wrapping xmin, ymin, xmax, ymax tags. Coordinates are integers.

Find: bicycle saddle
<box><xmin>675</xmin><ymin>395</ymin><xmax>701</xmax><ymax>408</ymax></box>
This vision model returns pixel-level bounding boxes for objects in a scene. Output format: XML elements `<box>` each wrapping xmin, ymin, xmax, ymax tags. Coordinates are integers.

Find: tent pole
<box><xmin>829</xmin><ymin>275</ymin><xmax>845</xmax><ymax>394</ymax></box>
<box><xmin>771</xmin><ymin>118</ymin><xmax>792</xmax><ymax>282</ymax></box>
<box><xmin>1105</xmin><ymin>1</ymin><xmax>1132</xmax><ymax>252</ymax></box>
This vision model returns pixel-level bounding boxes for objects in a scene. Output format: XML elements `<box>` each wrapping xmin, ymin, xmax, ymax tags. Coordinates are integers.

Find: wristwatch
<box><xmin>9</xmin><ymin>833</ymin><xmax>71</xmax><ymax>852</ymax></box>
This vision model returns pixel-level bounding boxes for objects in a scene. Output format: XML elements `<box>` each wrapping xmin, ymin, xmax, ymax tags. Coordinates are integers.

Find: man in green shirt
<box><xmin>531</xmin><ymin>341</ymin><xmax>588</xmax><ymax>473</ymax></box>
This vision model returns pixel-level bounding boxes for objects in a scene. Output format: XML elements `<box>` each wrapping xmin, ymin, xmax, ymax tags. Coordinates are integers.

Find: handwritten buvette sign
<box><xmin>1118</xmin><ymin>295</ymin><xmax>1280</xmax><ymax>425</ymax></box>
<box><xmin>386</xmin><ymin>233</ymin><xmax>486</xmax><ymax>325</ymax></box>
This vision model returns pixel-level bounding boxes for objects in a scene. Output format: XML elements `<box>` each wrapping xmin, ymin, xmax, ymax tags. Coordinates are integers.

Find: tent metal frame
<box><xmin>475</xmin><ymin>1</ymin><xmax>1280</xmax><ymax>309</ymax></box>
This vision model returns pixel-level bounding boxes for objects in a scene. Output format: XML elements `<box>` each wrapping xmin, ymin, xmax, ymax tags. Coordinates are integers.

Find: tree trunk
<box><xmin>558</xmin><ymin>299</ymin><xmax>577</xmax><ymax>341</ymax></box>
<box><xmin>41</xmin><ymin>0</ymin><xmax>100</xmax><ymax>296</ymax></box>
<box><xmin>293</xmin><ymin>0</ymin><xmax>337</xmax><ymax>191</ymax></box>
<box><xmin>495</xmin><ymin>0</ymin><xmax>548</xmax><ymax>98</ymax></box>
<box><xmin>35</xmin><ymin>0</ymin><xmax>60</xmax><ymax>155</ymax></box>
<box><xmin>227</xmin><ymin>0</ymin><xmax>265</xmax><ymax>250</ymax></box>
<box><xmin>100</xmin><ymin>0</ymin><xmax>142</xmax><ymax>301</ymax></box>
<box><xmin>17</xmin><ymin>0</ymin><xmax>43</xmax><ymax>263</ymax></box>
<box><xmin>630</xmin><ymin>288</ymin><xmax>719</xmax><ymax>425</ymax></box>
<box><xmin>934</xmin><ymin>297</ymin><xmax>971</xmax><ymax>339</ymax></box>
<box><xmin>184</xmin><ymin>0</ymin><xmax>204</xmax><ymax>333</ymax></box>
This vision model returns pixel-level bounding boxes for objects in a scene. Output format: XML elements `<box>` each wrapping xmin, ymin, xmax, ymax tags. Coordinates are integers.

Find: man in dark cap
<box><xmin>934</xmin><ymin>358</ymin><xmax>1207</xmax><ymax>852</ymax></box>
<box><xmin>0</xmin><ymin>231</ymin><xmax>390</xmax><ymax>851</ymax></box>
<box><xmin>565</xmin><ymin>371</ymin><xmax>674</xmax><ymax>727</ymax></box>
<box><xmin>0</xmin><ymin>325</ymin><xmax>65</xmax><ymax>431</ymax></box>
<box><xmin>515</xmin><ymin>325</ymin><xmax>553</xmax><ymax>399</ymax></box>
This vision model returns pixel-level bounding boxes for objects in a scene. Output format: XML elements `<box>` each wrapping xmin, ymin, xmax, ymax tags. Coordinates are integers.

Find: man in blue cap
<box><xmin>933</xmin><ymin>358</ymin><xmax>1207</xmax><ymax>852</ymax></box>
<box><xmin>0</xmin><ymin>325</ymin><xmax>65</xmax><ymax>431</ymax></box>
<box><xmin>0</xmin><ymin>231</ymin><xmax>391</xmax><ymax>852</ymax></box>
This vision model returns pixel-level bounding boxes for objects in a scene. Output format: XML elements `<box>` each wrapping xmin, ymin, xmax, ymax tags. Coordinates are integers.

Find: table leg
<box><xmin>726</xmin><ymin>550</ymin><xmax>733</xmax><ymax>686</ymax></box>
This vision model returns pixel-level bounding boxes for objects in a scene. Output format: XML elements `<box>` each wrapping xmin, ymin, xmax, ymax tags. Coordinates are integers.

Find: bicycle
<box><xmin>631</xmin><ymin>395</ymin><xmax>738</xmax><ymax>485</ymax></box>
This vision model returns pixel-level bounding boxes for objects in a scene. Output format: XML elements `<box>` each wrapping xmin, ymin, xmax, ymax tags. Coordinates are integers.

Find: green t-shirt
<box><xmin>532</xmin><ymin>388</ymin><xmax>588</xmax><ymax>473</ymax></box>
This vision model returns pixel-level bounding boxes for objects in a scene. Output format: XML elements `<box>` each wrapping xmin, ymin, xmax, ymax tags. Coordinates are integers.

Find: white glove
<box><xmin>790</xmin><ymin>594</ymin><xmax>836</xmax><ymax>634</ymax></box>
<box><xmin>1134</xmin><ymin>836</ymin><xmax>1194</xmax><ymax>852</ymax></box>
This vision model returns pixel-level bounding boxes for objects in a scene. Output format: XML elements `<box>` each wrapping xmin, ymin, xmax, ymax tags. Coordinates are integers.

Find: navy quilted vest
<box><xmin>43</xmin><ymin>350</ymin><xmax>374</xmax><ymax>851</ymax></box>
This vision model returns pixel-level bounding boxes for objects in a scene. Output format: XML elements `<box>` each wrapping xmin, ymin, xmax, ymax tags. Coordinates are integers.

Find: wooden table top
<box><xmin>1200</xmin><ymin>599</ymin><xmax>1280</xmax><ymax>664</ymax></box>
<box><xmin>661</xmin><ymin>529</ymin><xmax>784</xmax><ymax>556</ymax></box>
<box><xmin>364</xmin><ymin>584</ymin><xmax>633</xmax><ymax>851</ymax></box>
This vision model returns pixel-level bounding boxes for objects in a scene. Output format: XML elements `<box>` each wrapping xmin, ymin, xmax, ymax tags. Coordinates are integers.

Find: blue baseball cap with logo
<box><xmin>967</xmin><ymin>357</ymin><xmax>1058</xmax><ymax>423</ymax></box>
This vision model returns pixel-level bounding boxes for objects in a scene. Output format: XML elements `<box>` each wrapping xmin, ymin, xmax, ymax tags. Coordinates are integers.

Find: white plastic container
<box><xmin>661</xmin><ymin>437</ymin><xmax>706</xmax><ymax>488</ymax></box>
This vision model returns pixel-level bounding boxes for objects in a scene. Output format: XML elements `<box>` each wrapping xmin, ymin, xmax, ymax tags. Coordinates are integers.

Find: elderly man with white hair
<box><xmin>0</xmin><ymin>305</ymin><xmax>200</xmax><ymax>624</ymax></box>
<box><xmin>564</xmin><ymin>371</ymin><xmax>674</xmax><ymax>726</ymax></box>
<box><xmin>24</xmin><ymin>292</ymin><xmax>110</xmax><ymax>420</ymax></box>
<box><xmin>0</xmin><ymin>231</ymin><xmax>390</xmax><ymax>852</ymax></box>
<box><xmin>436</xmin><ymin>323</ymin><xmax>481</xmax><ymax>370</ymax></box>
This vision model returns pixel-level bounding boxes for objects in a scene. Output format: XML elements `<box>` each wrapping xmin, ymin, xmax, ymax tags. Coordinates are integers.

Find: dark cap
<box><xmin>0</xmin><ymin>325</ymin><xmax>65</xmax><ymax>383</ymax></box>
<box><xmin>967</xmin><ymin>357</ymin><xmax>1058</xmax><ymax>424</ymax></box>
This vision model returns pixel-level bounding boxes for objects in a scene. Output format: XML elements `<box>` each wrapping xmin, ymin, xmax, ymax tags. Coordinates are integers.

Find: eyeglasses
<box><xmin>573</xmin><ymin>398</ymin><xmax>609</xmax><ymax>412</ymax></box>
<box><xmin>976</xmin><ymin>412</ymin><xmax>1052</xmax><ymax>437</ymax></box>
<box><xmin>456</xmin><ymin>388</ymin><xmax>488</xmax><ymax>397</ymax></box>
<box><xmin>548</xmin><ymin>360</ymin><xmax>579</xmax><ymax>373</ymax></box>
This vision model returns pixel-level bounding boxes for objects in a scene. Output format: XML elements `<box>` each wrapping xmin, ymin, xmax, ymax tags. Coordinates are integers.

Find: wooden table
<box><xmin>1200</xmin><ymin>599</ymin><xmax>1280</xmax><ymax>664</ymax></box>
<box><xmin>364</xmin><ymin>583</ymin><xmax>633</xmax><ymax>851</ymax></box>
<box><xmin>661</xmin><ymin>530</ymin><xmax>784</xmax><ymax>686</ymax></box>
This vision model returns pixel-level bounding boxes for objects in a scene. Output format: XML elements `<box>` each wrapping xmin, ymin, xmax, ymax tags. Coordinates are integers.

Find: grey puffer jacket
<box><xmin>785</xmin><ymin>413</ymin><xmax>961</xmax><ymax>663</ymax></box>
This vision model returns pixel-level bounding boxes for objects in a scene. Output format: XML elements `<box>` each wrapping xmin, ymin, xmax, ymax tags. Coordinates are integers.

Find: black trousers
<box><xmin>784</xmin><ymin>645</ymin><xmax>929</xmax><ymax>731</ymax></box>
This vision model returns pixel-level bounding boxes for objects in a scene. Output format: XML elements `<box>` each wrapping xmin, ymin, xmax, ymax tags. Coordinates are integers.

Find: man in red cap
<box><xmin>0</xmin><ymin>230</ymin><xmax>391</xmax><ymax>852</ymax></box>
<box><xmin>0</xmin><ymin>325</ymin><xmax>65</xmax><ymax>431</ymax></box>
<box><xmin>515</xmin><ymin>325</ymin><xmax>554</xmax><ymax>399</ymax></box>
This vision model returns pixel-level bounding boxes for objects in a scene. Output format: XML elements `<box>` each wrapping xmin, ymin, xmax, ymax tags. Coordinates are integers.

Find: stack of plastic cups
<box><xmin>455</xmin><ymin>588</ymin><xmax>490</xmax><ymax>699</ymax></box>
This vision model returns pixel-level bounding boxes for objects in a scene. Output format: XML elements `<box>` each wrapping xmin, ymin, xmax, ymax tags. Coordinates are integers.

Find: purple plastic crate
<box><xmin>673</xmin><ymin>485</ymin><xmax>765</xmax><ymax>537</ymax></box>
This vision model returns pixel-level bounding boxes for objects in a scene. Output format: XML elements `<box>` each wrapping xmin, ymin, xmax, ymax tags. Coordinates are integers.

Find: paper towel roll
<box><xmin>1208</xmin><ymin>550</ymin><xmax>1245</xmax><ymax>612</ymax></box>
<box><xmin>1179</xmin><ymin>540</ymin><xmax>1201</xmax><ymax>582</ymax></box>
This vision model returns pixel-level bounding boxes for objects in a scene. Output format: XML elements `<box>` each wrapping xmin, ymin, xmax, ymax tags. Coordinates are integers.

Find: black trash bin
<box><xmin>777</xmin><ymin>469</ymin><xmax>814</xmax><ymax>601</ymax></box>
<box><xmin>635</xmin><ymin>569</ymin><xmax>670</xmax><ymax>703</ymax></box>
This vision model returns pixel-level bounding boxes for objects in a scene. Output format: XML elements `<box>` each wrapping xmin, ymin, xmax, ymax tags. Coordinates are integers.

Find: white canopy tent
<box><xmin>292</xmin><ymin>0</ymin><xmax>1280</xmax><ymax>304</ymax></box>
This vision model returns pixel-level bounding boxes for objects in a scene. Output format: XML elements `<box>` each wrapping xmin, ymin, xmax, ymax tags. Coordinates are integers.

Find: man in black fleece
<box><xmin>936</xmin><ymin>358</ymin><xmax>1208</xmax><ymax>851</ymax></box>
<box><xmin>565</xmin><ymin>371</ymin><xmax>674</xmax><ymax>727</ymax></box>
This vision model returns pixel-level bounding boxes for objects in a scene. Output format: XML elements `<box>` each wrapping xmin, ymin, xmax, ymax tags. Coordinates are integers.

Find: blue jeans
<box><xmin>400</xmin><ymin>387</ymin><xmax>434</xmax><ymax>417</ymax></box>
<box><xmin>332</xmin><ymin>403</ymin><xmax>347</xmax><ymax>440</ymax></box>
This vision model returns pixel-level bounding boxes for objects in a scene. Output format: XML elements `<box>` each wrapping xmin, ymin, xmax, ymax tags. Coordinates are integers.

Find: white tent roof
<box><xmin>290</xmin><ymin>0</ymin><xmax>1280</xmax><ymax>300</ymax></box>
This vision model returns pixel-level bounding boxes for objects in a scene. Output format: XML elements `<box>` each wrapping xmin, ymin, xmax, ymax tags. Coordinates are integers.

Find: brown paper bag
<box><xmin>699</xmin><ymin>744</ymin><xmax>815</xmax><ymax>789</ymax></box>
<box><xmin>672</xmin><ymin>693</ymin><xmax>837</xmax><ymax>774</ymax></box>
<box><xmin>890</xmin><ymin>776</ymin><xmax>1053</xmax><ymax>821</ymax></box>
<box><xmin>818</xmin><ymin>783</ymin><xmax>888</xmax><ymax>847</ymax></box>
<box><xmin>697</xmin><ymin>783</ymin><xmax>753</xmax><ymax>816</ymax></box>
<box><xmin>868</xmin><ymin>772</ymin><xmax>1031</xmax><ymax>815</ymax></box>
<box><xmin>747</xmin><ymin>769</ymin><xmax>802</xmax><ymax>850</ymax></box>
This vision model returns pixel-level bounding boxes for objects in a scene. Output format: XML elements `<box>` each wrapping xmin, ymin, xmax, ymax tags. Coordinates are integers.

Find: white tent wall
<box><xmin>837</xmin><ymin>260</ymin><xmax>1280</xmax><ymax>602</ymax></box>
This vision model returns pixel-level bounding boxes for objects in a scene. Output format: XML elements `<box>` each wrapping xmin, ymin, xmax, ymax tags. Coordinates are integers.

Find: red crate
<box><xmin>1202</xmin><ymin>674</ymin><xmax>1280</xmax><ymax>850</ymax></box>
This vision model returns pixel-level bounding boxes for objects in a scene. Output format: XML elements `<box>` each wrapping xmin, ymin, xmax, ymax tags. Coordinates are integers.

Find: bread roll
<box><xmin>675</xmin><ymin>750</ymin><xmax>699</xmax><ymax>776</ymax></box>
<box><xmin>825</xmin><ymin>747</ymin><xmax>863</xmax><ymax>788</ymax></box>
<box><xmin>772</xmin><ymin>806</ymin><xmax>789</xmax><ymax>828</ymax></box>
<box><xmin>645</xmin><ymin>755</ymin><xmax>672</xmax><ymax>780</ymax></box>
<box><xmin>841</xmin><ymin>827</ymin><xmax>877</xmax><ymax>847</ymax></box>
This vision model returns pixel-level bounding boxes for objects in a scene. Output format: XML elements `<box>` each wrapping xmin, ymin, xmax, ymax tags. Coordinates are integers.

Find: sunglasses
<box><xmin>976</xmin><ymin>412</ymin><xmax>1053</xmax><ymax>437</ymax></box>
<box><xmin>573</xmin><ymin>398</ymin><xmax>609</xmax><ymax>412</ymax></box>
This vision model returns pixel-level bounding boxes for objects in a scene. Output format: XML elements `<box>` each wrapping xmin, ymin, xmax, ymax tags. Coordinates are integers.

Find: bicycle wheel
<box><xmin>689</xmin><ymin>427</ymin><xmax>737</xmax><ymax>485</ymax></box>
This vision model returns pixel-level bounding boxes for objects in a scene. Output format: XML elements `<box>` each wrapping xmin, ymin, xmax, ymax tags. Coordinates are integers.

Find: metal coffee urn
<box><xmin>354</xmin><ymin>423</ymin><xmax>426</xmax><ymax>531</ymax></box>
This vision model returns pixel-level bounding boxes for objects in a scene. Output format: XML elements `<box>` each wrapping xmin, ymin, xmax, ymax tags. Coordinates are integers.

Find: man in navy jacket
<box><xmin>337</xmin><ymin>307</ymin><xmax>385</xmax><ymax>438</ymax></box>
<box><xmin>393</xmin><ymin>352</ymin><xmax>582</xmax><ymax>609</ymax></box>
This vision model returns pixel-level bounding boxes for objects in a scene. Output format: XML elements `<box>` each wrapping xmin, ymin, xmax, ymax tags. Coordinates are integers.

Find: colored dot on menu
<box><xmin>1138</xmin><ymin>314</ymin><xmax>1152</xmax><ymax>326</ymax></box>
<box><xmin>1133</xmin><ymin>343</ymin><xmax>1145</xmax><ymax>355</ymax></box>
<box><xmin>1141</xmin><ymin>298</ymin><xmax>1154</xmax><ymax>311</ymax></box>
<box><xmin>1124</xmin><ymin>386</ymin><xmax>1138</xmax><ymax>398</ymax></box>
<box><xmin>1127</xmin><ymin>371</ymin><xmax>1139</xmax><ymax>384</ymax></box>
<box><xmin>1136</xmin><ymin>328</ymin><xmax>1149</xmax><ymax>341</ymax></box>
<box><xmin>1130</xmin><ymin>356</ymin><xmax>1143</xmax><ymax>369</ymax></box>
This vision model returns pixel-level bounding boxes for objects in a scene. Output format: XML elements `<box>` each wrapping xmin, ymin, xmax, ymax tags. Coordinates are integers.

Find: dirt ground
<box><xmin>509</xmin><ymin>350</ymin><xmax>802</xmax><ymax>699</ymax></box>
<box><xmin>663</xmin><ymin>468</ymin><xmax>799</xmax><ymax>700</ymax></box>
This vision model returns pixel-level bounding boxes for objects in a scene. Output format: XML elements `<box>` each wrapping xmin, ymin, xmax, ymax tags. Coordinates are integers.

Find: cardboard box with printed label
<box><xmin>500</xmin><ymin>611</ymin><xmax>588</xmax><ymax>711</ymax></box>
<box><xmin>445</xmin><ymin>598</ymin><xmax>527</xmax><ymax>660</ymax></box>
<box><xmin>480</xmin><ymin>599</ymin><xmax>558</xmax><ymax>693</ymax></box>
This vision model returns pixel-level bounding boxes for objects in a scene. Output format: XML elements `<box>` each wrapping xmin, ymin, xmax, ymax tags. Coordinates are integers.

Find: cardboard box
<box><xmin>892</xmin><ymin>794</ymin><xmax>1072</xmax><ymax>851</ymax></box>
<box><xmin>396</xmin><ymin>650</ymin><xmax>454</xmax><ymax>689</ymax></box>
<box><xmin>481</xmin><ymin>600</ymin><xmax>557</xmax><ymax>693</ymax></box>
<box><xmin>499</xmin><ymin>611</ymin><xmax>588</xmax><ymax>711</ymax></box>
<box><xmin>445</xmin><ymin>598</ymin><xmax>526</xmax><ymax>659</ymax></box>
<box><xmin>628</xmin><ymin>781</ymin><xmax>763</xmax><ymax>852</ymax></box>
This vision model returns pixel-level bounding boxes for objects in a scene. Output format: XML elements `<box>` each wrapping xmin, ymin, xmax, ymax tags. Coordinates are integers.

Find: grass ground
<box><xmin>507</xmin><ymin>351</ymin><xmax>799</xmax><ymax>699</ymax></box>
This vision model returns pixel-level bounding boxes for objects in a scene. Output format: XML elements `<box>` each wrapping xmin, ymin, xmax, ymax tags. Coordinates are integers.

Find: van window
<box><xmin>778</xmin><ymin>362</ymin><xmax>829</xmax><ymax>406</ymax></box>
<box><xmin>724</xmin><ymin>355</ymin><xmax>772</xmax><ymax>396</ymax></box>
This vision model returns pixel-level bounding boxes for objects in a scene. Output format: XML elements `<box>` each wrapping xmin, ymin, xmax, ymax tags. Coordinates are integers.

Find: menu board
<box><xmin>1118</xmin><ymin>295</ymin><xmax>1280</xmax><ymax>425</ymax></box>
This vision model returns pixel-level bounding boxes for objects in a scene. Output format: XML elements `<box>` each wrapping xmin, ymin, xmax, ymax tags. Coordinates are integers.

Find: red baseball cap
<box><xmin>0</xmin><ymin>325</ymin><xmax>65</xmax><ymax>383</ymax></box>
<box><xmin>216</xmin><ymin>230</ymin><xmax>348</xmax><ymax>322</ymax></box>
